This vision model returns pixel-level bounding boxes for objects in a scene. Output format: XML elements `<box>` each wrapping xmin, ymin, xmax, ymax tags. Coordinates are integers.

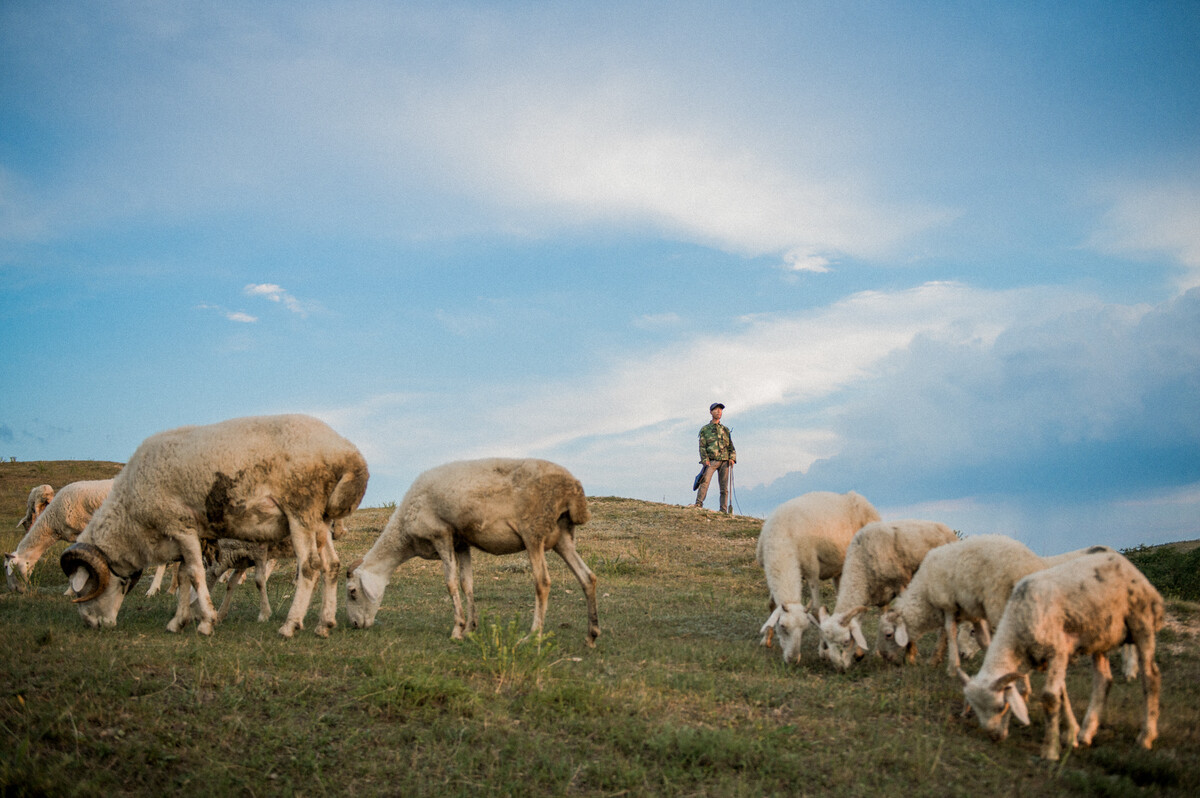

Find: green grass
<box><xmin>2</xmin><ymin>466</ymin><xmax>1199</xmax><ymax>795</ymax></box>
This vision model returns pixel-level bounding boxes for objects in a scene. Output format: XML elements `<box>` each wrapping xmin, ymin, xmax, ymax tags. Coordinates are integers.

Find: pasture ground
<box><xmin>2</xmin><ymin>462</ymin><xmax>1199</xmax><ymax>796</ymax></box>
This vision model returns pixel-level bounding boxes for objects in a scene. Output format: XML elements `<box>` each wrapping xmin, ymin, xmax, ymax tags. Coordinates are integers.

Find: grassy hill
<box><xmin>2</xmin><ymin>463</ymin><xmax>1198</xmax><ymax>796</ymax></box>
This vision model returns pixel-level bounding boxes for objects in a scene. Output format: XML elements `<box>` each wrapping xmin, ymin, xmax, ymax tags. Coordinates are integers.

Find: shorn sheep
<box><xmin>816</xmin><ymin>519</ymin><xmax>958</xmax><ymax>671</ymax></box>
<box><xmin>755</xmin><ymin>490</ymin><xmax>881</xmax><ymax>663</ymax></box>
<box><xmin>16</xmin><ymin>484</ymin><xmax>55</xmax><ymax>531</ymax></box>
<box><xmin>59</xmin><ymin>414</ymin><xmax>369</xmax><ymax>638</ymax></box>
<box><xmin>960</xmin><ymin>551</ymin><xmax>1163</xmax><ymax>761</ymax></box>
<box><xmin>5</xmin><ymin>480</ymin><xmax>113</xmax><ymax>593</ymax></box>
<box><xmin>345</xmin><ymin>458</ymin><xmax>600</xmax><ymax>645</ymax></box>
<box><xmin>876</xmin><ymin>535</ymin><xmax>1113</xmax><ymax>677</ymax></box>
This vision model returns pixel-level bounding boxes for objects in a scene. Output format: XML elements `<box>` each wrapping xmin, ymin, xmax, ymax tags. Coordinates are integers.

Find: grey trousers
<box><xmin>695</xmin><ymin>460</ymin><xmax>731</xmax><ymax>512</ymax></box>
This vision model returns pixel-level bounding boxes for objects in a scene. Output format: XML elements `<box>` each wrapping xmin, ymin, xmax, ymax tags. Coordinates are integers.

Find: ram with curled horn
<box><xmin>61</xmin><ymin>414</ymin><xmax>368</xmax><ymax>638</ymax></box>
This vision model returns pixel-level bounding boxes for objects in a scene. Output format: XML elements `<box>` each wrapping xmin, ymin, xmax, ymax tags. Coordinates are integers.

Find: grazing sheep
<box><xmin>59</xmin><ymin>414</ymin><xmax>368</xmax><ymax>638</ymax></box>
<box><xmin>876</xmin><ymin>535</ymin><xmax>1112</xmax><ymax>676</ymax></box>
<box><xmin>16</xmin><ymin>484</ymin><xmax>55</xmax><ymax>531</ymax></box>
<box><xmin>816</xmin><ymin>519</ymin><xmax>959</xmax><ymax>670</ymax></box>
<box><xmin>959</xmin><ymin>551</ymin><xmax>1163</xmax><ymax>760</ymax></box>
<box><xmin>345</xmin><ymin>458</ymin><xmax>600</xmax><ymax>645</ymax></box>
<box><xmin>755</xmin><ymin>490</ymin><xmax>880</xmax><ymax>663</ymax></box>
<box><xmin>5</xmin><ymin>480</ymin><xmax>113</xmax><ymax>593</ymax></box>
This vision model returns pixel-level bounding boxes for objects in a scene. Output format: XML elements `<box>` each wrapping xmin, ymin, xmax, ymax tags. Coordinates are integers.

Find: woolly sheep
<box><xmin>816</xmin><ymin>519</ymin><xmax>959</xmax><ymax>671</ymax></box>
<box><xmin>959</xmin><ymin>551</ymin><xmax>1163</xmax><ymax>760</ymax></box>
<box><xmin>5</xmin><ymin>480</ymin><xmax>113</xmax><ymax>593</ymax></box>
<box><xmin>755</xmin><ymin>491</ymin><xmax>881</xmax><ymax>663</ymax></box>
<box><xmin>345</xmin><ymin>458</ymin><xmax>600</xmax><ymax>645</ymax></box>
<box><xmin>16</xmin><ymin>484</ymin><xmax>54</xmax><ymax>531</ymax></box>
<box><xmin>876</xmin><ymin>535</ymin><xmax>1113</xmax><ymax>676</ymax></box>
<box><xmin>59</xmin><ymin>414</ymin><xmax>368</xmax><ymax>638</ymax></box>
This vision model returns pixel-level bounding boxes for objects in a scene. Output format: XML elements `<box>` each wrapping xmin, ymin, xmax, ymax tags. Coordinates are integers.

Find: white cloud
<box><xmin>226</xmin><ymin>311</ymin><xmax>258</xmax><ymax>323</ymax></box>
<box><xmin>243</xmin><ymin>283</ymin><xmax>312</xmax><ymax>317</ymax></box>
<box><xmin>1088</xmin><ymin>177</ymin><xmax>1200</xmax><ymax>291</ymax></box>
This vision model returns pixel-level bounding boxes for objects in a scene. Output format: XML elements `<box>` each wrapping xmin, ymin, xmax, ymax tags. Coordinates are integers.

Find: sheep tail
<box><xmin>567</xmin><ymin>482</ymin><xmax>591</xmax><ymax>526</ymax></box>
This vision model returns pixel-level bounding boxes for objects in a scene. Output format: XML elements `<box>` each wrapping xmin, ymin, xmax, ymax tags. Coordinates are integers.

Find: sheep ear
<box><xmin>850</xmin><ymin>620</ymin><xmax>870</xmax><ymax>651</ymax></box>
<box><xmin>1005</xmin><ymin>684</ymin><xmax>1031</xmax><ymax>726</ymax></box>
<box><xmin>894</xmin><ymin>620</ymin><xmax>909</xmax><ymax>648</ymax></box>
<box><xmin>759</xmin><ymin>606</ymin><xmax>783</xmax><ymax>636</ymax></box>
<box><xmin>69</xmin><ymin>568</ymin><xmax>90</xmax><ymax>594</ymax></box>
<box><xmin>817</xmin><ymin>606</ymin><xmax>829</xmax><ymax>622</ymax></box>
<box><xmin>988</xmin><ymin>671</ymin><xmax>1023</xmax><ymax>692</ymax></box>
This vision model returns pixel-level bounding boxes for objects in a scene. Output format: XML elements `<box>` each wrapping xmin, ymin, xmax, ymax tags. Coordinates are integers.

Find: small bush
<box><xmin>1122</xmin><ymin>544</ymin><xmax>1200</xmax><ymax>601</ymax></box>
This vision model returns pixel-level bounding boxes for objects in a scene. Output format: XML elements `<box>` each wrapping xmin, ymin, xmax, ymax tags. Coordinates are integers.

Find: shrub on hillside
<box><xmin>1122</xmin><ymin>544</ymin><xmax>1200</xmax><ymax>602</ymax></box>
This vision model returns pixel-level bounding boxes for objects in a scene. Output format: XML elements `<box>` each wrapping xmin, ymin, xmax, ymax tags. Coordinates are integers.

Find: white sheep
<box><xmin>60</xmin><ymin>414</ymin><xmax>369</xmax><ymax>638</ymax></box>
<box><xmin>816</xmin><ymin>519</ymin><xmax>959</xmax><ymax>671</ymax></box>
<box><xmin>959</xmin><ymin>550</ymin><xmax>1163</xmax><ymax>760</ymax></box>
<box><xmin>5</xmin><ymin>480</ymin><xmax>113</xmax><ymax>593</ymax></box>
<box><xmin>345</xmin><ymin>458</ymin><xmax>600</xmax><ymax>645</ymax></box>
<box><xmin>16</xmin><ymin>484</ymin><xmax>55</xmax><ymax>531</ymax></box>
<box><xmin>876</xmin><ymin>535</ymin><xmax>1113</xmax><ymax>676</ymax></box>
<box><xmin>755</xmin><ymin>490</ymin><xmax>881</xmax><ymax>663</ymax></box>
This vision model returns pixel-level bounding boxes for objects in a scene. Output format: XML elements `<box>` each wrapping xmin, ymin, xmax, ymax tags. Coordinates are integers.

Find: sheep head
<box><xmin>5</xmin><ymin>552</ymin><xmax>32</xmax><ymax>594</ymax></box>
<box><xmin>959</xmin><ymin>668</ymin><xmax>1030</xmax><ymax>741</ymax></box>
<box><xmin>817</xmin><ymin>605</ymin><xmax>871</xmax><ymax>671</ymax></box>
<box><xmin>345</xmin><ymin>559</ymin><xmax>387</xmax><ymax>629</ymax></box>
<box><xmin>875</xmin><ymin>610</ymin><xmax>910</xmax><ymax>665</ymax></box>
<box><xmin>760</xmin><ymin>603</ymin><xmax>814</xmax><ymax>664</ymax></box>
<box><xmin>60</xmin><ymin>543</ymin><xmax>140</xmax><ymax>628</ymax></box>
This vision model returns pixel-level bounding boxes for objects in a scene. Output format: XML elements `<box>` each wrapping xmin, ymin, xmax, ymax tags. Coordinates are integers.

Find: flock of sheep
<box><xmin>3</xmin><ymin>413</ymin><xmax>1166</xmax><ymax>762</ymax></box>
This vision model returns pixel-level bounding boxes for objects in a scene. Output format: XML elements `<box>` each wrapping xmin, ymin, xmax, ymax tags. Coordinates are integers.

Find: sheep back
<box><xmin>837</xmin><ymin>519</ymin><xmax>958</xmax><ymax>610</ymax></box>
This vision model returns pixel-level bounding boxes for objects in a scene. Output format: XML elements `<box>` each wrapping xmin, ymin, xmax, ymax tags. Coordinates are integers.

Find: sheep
<box><xmin>959</xmin><ymin>550</ymin><xmax>1163</xmax><ymax>760</ymax></box>
<box><xmin>345</xmin><ymin>458</ymin><xmax>600</xmax><ymax>645</ymax></box>
<box><xmin>16</xmin><ymin>484</ymin><xmax>55</xmax><ymax>531</ymax></box>
<box><xmin>815</xmin><ymin>519</ymin><xmax>959</xmax><ymax>671</ymax></box>
<box><xmin>876</xmin><ymin>535</ymin><xmax>1114</xmax><ymax>677</ymax></box>
<box><xmin>754</xmin><ymin>490</ymin><xmax>880</xmax><ymax>663</ymax></box>
<box><xmin>5</xmin><ymin>480</ymin><xmax>113</xmax><ymax>593</ymax></box>
<box><xmin>59</xmin><ymin>414</ymin><xmax>369</xmax><ymax>638</ymax></box>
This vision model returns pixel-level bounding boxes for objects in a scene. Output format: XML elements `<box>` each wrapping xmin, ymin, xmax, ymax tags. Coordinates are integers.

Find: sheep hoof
<box><xmin>314</xmin><ymin>624</ymin><xmax>331</xmax><ymax>639</ymax></box>
<box><xmin>166</xmin><ymin>617</ymin><xmax>189</xmax><ymax>633</ymax></box>
<box><xmin>278</xmin><ymin>621</ymin><xmax>299</xmax><ymax>638</ymax></box>
<box><xmin>197</xmin><ymin>620</ymin><xmax>214</xmax><ymax>636</ymax></box>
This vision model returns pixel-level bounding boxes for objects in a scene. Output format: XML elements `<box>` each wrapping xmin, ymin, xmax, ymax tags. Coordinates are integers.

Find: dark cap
<box><xmin>709</xmin><ymin>402</ymin><xmax>725</xmax><ymax>412</ymax></box>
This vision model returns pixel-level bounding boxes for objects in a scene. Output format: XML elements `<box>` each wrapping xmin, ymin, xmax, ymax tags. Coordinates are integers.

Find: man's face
<box><xmin>711</xmin><ymin>407</ymin><xmax>723</xmax><ymax>422</ymax></box>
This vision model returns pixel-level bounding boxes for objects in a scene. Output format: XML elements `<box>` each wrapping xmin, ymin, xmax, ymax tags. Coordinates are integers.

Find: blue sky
<box><xmin>3</xmin><ymin>1</ymin><xmax>1198</xmax><ymax>553</ymax></box>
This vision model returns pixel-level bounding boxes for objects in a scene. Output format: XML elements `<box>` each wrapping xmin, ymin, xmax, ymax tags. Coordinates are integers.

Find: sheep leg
<box><xmin>943</xmin><ymin>613</ymin><xmax>962</xmax><ymax>677</ymax></box>
<box><xmin>1039</xmin><ymin>657</ymin><xmax>1069</xmax><ymax>760</ymax></box>
<box><xmin>434</xmin><ymin>537</ymin><xmax>469</xmax><ymax>640</ymax></box>
<box><xmin>169</xmin><ymin>535</ymin><xmax>216</xmax><ymax>635</ymax></box>
<box><xmin>456</xmin><ymin>547</ymin><xmax>477</xmax><ymax>633</ymax></box>
<box><xmin>278</xmin><ymin>515</ymin><xmax>322</xmax><ymax>638</ymax></box>
<box><xmin>525</xmin><ymin>541</ymin><xmax>552</xmax><ymax>637</ymax></box>
<box><xmin>215</xmin><ymin>567</ymin><xmax>245</xmax><ymax>622</ymax></box>
<box><xmin>554</xmin><ymin>532</ymin><xmax>601</xmax><ymax>646</ymax></box>
<box><xmin>253</xmin><ymin>559</ymin><xmax>272</xmax><ymax>622</ymax></box>
<box><xmin>1134</xmin><ymin>636</ymin><xmax>1161</xmax><ymax>750</ymax></box>
<box><xmin>144</xmin><ymin>563</ymin><xmax>168</xmax><ymax>596</ymax></box>
<box><xmin>1075</xmin><ymin>652</ymin><xmax>1113</xmax><ymax>747</ymax></box>
<box><xmin>314</xmin><ymin>525</ymin><xmax>340</xmax><ymax>635</ymax></box>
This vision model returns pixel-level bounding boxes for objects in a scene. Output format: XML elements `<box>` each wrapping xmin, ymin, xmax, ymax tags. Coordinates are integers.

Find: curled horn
<box><xmin>60</xmin><ymin>542</ymin><xmax>111</xmax><ymax>604</ymax></box>
<box><xmin>346</xmin><ymin>557</ymin><xmax>364</xmax><ymax>580</ymax></box>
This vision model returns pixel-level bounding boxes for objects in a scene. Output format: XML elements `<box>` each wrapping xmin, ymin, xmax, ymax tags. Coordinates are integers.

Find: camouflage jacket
<box><xmin>698</xmin><ymin>422</ymin><xmax>735</xmax><ymax>462</ymax></box>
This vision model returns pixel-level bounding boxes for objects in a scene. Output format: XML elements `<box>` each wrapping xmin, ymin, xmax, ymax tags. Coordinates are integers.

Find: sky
<box><xmin>2</xmin><ymin>1</ymin><xmax>1198</xmax><ymax>554</ymax></box>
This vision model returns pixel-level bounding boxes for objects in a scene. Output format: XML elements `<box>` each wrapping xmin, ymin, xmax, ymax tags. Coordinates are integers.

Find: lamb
<box><xmin>204</xmin><ymin>518</ymin><xmax>347</xmax><ymax>622</ymax></box>
<box><xmin>59</xmin><ymin>414</ymin><xmax>369</xmax><ymax>638</ymax></box>
<box><xmin>959</xmin><ymin>550</ymin><xmax>1163</xmax><ymax>760</ymax></box>
<box><xmin>754</xmin><ymin>490</ymin><xmax>881</xmax><ymax>663</ymax></box>
<box><xmin>876</xmin><ymin>535</ymin><xmax>1114</xmax><ymax>676</ymax></box>
<box><xmin>345</xmin><ymin>458</ymin><xmax>600</xmax><ymax>645</ymax></box>
<box><xmin>16</xmin><ymin>484</ymin><xmax>55</xmax><ymax>531</ymax></box>
<box><xmin>815</xmin><ymin>519</ymin><xmax>959</xmax><ymax>671</ymax></box>
<box><xmin>5</xmin><ymin>480</ymin><xmax>113</xmax><ymax>593</ymax></box>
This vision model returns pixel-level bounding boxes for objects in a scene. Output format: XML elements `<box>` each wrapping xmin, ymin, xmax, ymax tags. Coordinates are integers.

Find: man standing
<box><xmin>695</xmin><ymin>402</ymin><xmax>736</xmax><ymax>514</ymax></box>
